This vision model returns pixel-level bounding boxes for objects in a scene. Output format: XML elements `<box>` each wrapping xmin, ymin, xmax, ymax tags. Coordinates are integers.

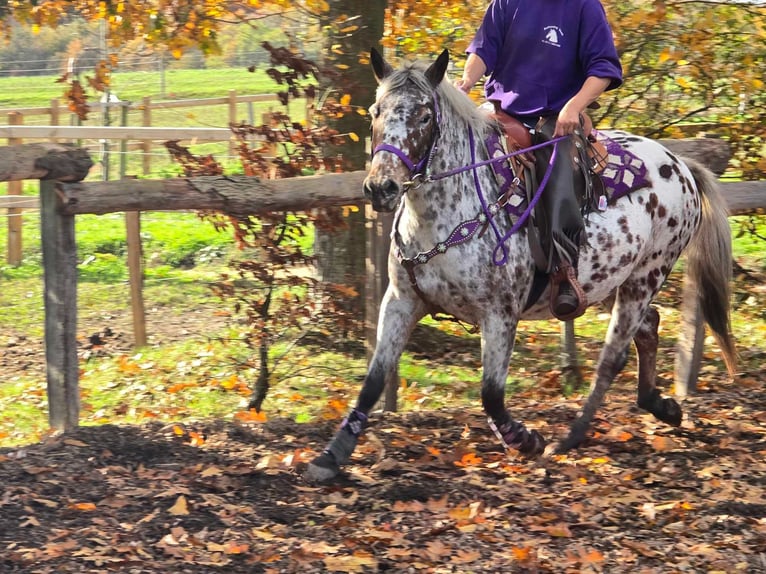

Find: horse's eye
<box><xmin>369</xmin><ymin>105</ymin><xmax>379</xmax><ymax>119</ymax></box>
<box><xmin>420</xmin><ymin>112</ymin><xmax>432</xmax><ymax>125</ymax></box>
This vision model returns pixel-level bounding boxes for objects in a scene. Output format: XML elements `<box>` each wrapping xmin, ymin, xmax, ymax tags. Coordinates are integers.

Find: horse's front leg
<box><xmin>482</xmin><ymin>315</ymin><xmax>546</xmax><ymax>456</ymax></box>
<box><xmin>305</xmin><ymin>292</ymin><xmax>423</xmax><ymax>482</ymax></box>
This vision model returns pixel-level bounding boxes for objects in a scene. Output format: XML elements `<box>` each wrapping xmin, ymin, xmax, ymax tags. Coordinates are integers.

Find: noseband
<box><xmin>370</xmin><ymin>93</ymin><xmax>442</xmax><ymax>189</ymax></box>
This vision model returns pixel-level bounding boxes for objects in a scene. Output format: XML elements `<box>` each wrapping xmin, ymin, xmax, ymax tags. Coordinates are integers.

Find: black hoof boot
<box><xmin>489</xmin><ymin>419</ymin><xmax>546</xmax><ymax>457</ymax></box>
<box><xmin>305</xmin><ymin>451</ymin><xmax>341</xmax><ymax>483</ymax></box>
<box><xmin>638</xmin><ymin>389</ymin><xmax>683</xmax><ymax>427</ymax></box>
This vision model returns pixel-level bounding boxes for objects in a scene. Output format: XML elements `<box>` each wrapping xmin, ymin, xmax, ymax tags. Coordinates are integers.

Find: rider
<box><xmin>455</xmin><ymin>0</ymin><xmax>623</xmax><ymax>320</ymax></box>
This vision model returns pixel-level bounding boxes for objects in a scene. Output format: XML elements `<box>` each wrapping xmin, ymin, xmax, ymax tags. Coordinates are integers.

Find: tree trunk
<box><xmin>315</xmin><ymin>2</ymin><xmax>386</xmax><ymax>318</ymax></box>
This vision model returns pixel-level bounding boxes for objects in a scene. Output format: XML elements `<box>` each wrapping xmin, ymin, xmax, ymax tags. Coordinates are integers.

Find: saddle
<box><xmin>490</xmin><ymin>107</ymin><xmax>608</xmax><ymax>198</ymax></box>
<box><xmin>489</xmin><ymin>106</ymin><xmax>609</xmax><ymax>319</ymax></box>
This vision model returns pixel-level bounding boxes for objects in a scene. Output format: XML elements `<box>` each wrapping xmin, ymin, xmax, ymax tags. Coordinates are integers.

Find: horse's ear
<box><xmin>370</xmin><ymin>47</ymin><xmax>393</xmax><ymax>83</ymax></box>
<box><xmin>425</xmin><ymin>49</ymin><xmax>450</xmax><ymax>88</ymax></box>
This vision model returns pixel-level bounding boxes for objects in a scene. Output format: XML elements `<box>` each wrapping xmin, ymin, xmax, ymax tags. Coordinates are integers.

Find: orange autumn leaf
<box><xmin>512</xmin><ymin>546</ymin><xmax>532</xmax><ymax>560</ymax></box>
<box><xmin>117</xmin><ymin>355</ymin><xmax>140</xmax><ymax>374</ymax></box>
<box><xmin>224</xmin><ymin>542</ymin><xmax>250</xmax><ymax>554</ymax></box>
<box><xmin>545</xmin><ymin>523</ymin><xmax>573</xmax><ymax>537</ymax></box>
<box><xmin>188</xmin><ymin>431</ymin><xmax>205</xmax><ymax>447</ymax></box>
<box><xmin>651</xmin><ymin>435</ymin><xmax>681</xmax><ymax>451</ymax></box>
<box><xmin>454</xmin><ymin>452</ymin><xmax>482</xmax><ymax>467</ymax></box>
<box><xmin>68</xmin><ymin>502</ymin><xmax>97</xmax><ymax>512</ymax></box>
<box><xmin>234</xmin><ymin>409</ymin><xmax>268</xmax><ymax>423</ymax></box>
<box><xmin>168</xmin><ymin>495</ymin><xmax>190</xmax><ymax>516</ymax></box>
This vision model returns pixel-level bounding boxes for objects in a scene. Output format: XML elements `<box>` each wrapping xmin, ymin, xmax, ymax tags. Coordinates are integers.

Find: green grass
<box><xmin>1</xmin><ymin>208</ymin><xmax>766</xmax><ymax>447</ymax></box>
<box><xmin>0</xmin><ymin>67</ymin><xmax>283</xmax><ymax>109</ymax></box>
<box><xmin>0</xmin><ymin>66</ymin><xmax>315</xmax><ymax>180</ymax></box>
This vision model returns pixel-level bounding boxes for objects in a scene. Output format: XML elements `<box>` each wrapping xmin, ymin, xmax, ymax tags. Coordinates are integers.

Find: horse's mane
<box><xmin>377</xmin><ymin>58</ymin><xmax>496</xmax><ymax>141</ymax></box>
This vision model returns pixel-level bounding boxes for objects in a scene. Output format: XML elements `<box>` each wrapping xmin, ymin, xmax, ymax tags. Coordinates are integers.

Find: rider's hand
<box><xmin>454</xmin><ymin>78</ymin><xmax>473</xmax><ymax>94</ymax></box>
<box><xmin>555</xmin><ymin>104</ymin><xmax>583</xmax><ymax>137</ymax></box>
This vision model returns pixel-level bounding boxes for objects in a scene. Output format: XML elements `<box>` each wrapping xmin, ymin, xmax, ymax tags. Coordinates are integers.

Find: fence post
<box><xmin>142</xmin><ymin>96</ymin><xmax>151</xmax><ymax>175</ymax></box>
<box><xmin>119</xmin><ymin>102</ymin><xmax>147</xmax><ymax>347</ymax></box>
<box><xmin>6</xmin><ymin>111</ymin><xmax>23</xmax><ymax>265</ymax></box>
<box><xmin>228</xmin><ymin>90</ymin><xmax>237</xmax><ymax>158</ymax></box>
<box><xmin>40</xmin><ymin>179</ymin><xmax>79</xmax><ymax>430</ymax></box>
<box><xmin>50</xmin><ymin>99</ymin><xmax>60</xmax><ymax>142</ymax></box>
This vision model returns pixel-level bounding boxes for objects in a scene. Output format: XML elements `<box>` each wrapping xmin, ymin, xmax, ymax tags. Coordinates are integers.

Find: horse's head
<box><xmin>363</xmin><ymin>48</ymin><xmax>449</xmax><ymax>212</ymax></box>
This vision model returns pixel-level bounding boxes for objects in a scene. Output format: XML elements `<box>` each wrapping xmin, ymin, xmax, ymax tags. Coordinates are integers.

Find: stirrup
<box><xmin>550</xmin><ymin>264</ymin><xmax>587</xmax><ymax>321</ymax></box>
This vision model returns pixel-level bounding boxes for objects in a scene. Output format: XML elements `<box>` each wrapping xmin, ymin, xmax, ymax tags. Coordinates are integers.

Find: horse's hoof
<box><xmin>639</xmin><ymin>390</ymin><xmax>683</xmax><ymax>427</ymax></box>
<box><xmin>518</xmin><ymin>429</ymin><xmax>547</xmax><ymax>457</ymax></box>
<box><xmin>547</xmin><ymin>432</ymin><xmax>585</xmax><ymax>455</ymax></box>
<box><xmin>304</xmin><ymin>452</ymin><xmax>340</xmax><ymax>483</ymax></box>
<box><xmin>655</xmin><ymin>397</ymin><xmax>683</xmax><ymax>427</ymax></box>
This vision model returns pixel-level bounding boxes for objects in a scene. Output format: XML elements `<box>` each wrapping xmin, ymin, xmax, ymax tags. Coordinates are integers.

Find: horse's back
<box><xmin>522</xmin><ymin>130</ymin><xmax>704</xmax><ymax>319</ymax></box>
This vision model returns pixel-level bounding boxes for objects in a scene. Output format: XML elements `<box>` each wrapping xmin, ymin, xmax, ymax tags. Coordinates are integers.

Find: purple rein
<box><xmin>370</xmin><ymin>92</ymin><xmax>566</xmax><ymax>268</ymax></box>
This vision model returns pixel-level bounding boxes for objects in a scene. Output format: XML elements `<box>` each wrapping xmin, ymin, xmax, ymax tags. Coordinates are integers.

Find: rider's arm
<box><xmin>555</xmin><ymin>76</ymin><xmax>611</xmax><ymax>137</ymax></box>
<box><xmin>455</xmin><ymin>53</ymin><xmax>487</xmax><ymax>94</ymax></box>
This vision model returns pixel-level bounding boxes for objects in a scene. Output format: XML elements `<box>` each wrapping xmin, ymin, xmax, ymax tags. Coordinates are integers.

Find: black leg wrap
<box><xmin>488</xmin><ymin>417</ymin><xmax>546</xmax><ymax>456</ymax></box>
<box><xmin>638</xmin><ymin>388</ymin><xmax>682</xmax><ymax>427</ymax></box>
<box><xmin>305</xmin><ymin>409</ymin><xmax>367</xmax><ymax>482</ymax></box>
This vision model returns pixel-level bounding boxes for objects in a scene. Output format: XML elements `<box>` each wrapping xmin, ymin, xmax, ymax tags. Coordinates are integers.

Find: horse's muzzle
<box><xmin>363</xmin><ymin>175</ymin><xmax>401</xmax><ymax>212</ymax></box>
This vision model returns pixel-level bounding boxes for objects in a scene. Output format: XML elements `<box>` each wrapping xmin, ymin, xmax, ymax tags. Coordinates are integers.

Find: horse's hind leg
<box><xmin>482</xmin><ymin>315</ymin><xmax>546</xmax><ymax>456</ymax></box>
<box><xmin>554</xmin><ymin>293</ymin><xmax>651</xmax><ymax>453</ymax></box>
<box><xmin>305</xmin><ymin>293</ymin><xmax>422</xmax><ymax>482</ymax></box>
<box><xmin>634</xmin><ymin>306</ymin><xmax>682</xmax><ymax>425</ymax></box>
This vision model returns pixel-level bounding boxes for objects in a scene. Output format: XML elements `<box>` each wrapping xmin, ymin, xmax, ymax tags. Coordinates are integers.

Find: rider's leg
<box><xmin>532</xmin><ymin>118</ymin><xmax>586</xmax><ymax>320</ymax></box>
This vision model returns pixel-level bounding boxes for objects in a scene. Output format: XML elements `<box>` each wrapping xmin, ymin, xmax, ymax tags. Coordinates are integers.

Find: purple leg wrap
<box><xmin>488</xmin><ymin>417</ymin><xmax>546</xmax><ymax>456</ymax></box>
<box><xmin>340</xmin><ymin>408</ymin><xmax>368</xmax><ymax>437</ymax></box>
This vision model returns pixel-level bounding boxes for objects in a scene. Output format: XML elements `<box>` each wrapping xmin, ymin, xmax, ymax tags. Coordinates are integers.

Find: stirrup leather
<box><xmin>550</xmin><ymin>264</ymin><xmax>587</xmax><ymax>321</ymax></box>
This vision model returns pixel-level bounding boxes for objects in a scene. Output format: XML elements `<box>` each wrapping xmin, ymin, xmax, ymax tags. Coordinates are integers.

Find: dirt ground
<box><xmin>2</xmin><ymin>372</ymin><xmax>765</xmax><ymax>573</ymax></box>
<box><xmin>2</xmin><ymin>275</ymin><xmax>766</xmax><ymax>572</ymax></box>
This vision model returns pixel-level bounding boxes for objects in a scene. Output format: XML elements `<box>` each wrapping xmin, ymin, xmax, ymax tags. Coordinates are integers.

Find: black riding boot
<box><xmin>532</xmin><ymin>118</ymin><xmax>586</xmax><ymax>320</ymax></box>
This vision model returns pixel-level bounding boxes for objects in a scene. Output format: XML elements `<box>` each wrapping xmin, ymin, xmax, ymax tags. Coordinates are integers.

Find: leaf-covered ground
<box><xmin>2</xmin><ymin>372</ymin><xmax>765</xmax><ymax>573</ymax></box>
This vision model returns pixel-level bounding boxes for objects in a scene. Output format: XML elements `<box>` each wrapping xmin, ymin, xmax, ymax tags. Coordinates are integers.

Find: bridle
<box><xmin>370</xmin><ymin>92</ymin><xmax>443</xmax><ymax>190</ymax></box>
<box><xmin>368</xmin><ymin>86</ymin><xmax>566</xmax><ymax>317</ymax></box>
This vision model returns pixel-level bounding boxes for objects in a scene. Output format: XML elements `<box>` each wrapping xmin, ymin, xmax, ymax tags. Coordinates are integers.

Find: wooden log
<box><xmin>660</xmin><ymin>138</ymin><xmax>731</xmax><ymax>176</ymax></box>
<box><xmin>60</xmin><ymin>171</ymin><xmax>369</xmax><ymax>216</ymax></box>
<box><xmin>40</xmin><ymin>179</ymin><xmax>79</xmax><ymax>430</ymax></box>
<box><xmin>719</xmin><ymin>181</ymin><xmax>766</xmax><ymax>215</ymax></box>
<box><xmin>0</xmin><ymin>142</ymin><xmax>93</xmax><ymax>183</ymax></box>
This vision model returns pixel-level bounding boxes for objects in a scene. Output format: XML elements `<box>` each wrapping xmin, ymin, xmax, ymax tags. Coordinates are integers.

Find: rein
<box><xmin>371</xmin><ymin>91</ymin><xmax>564</xmax><ymax>317</ymax></box>
<box><xmin>390</xmin><ymin>127</ymin><xmax>563</xmax><ymax>267</ymax></box>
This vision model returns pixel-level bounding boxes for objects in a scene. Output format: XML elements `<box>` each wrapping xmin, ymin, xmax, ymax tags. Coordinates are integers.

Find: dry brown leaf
<box><xmin>168</xmin><ymin>495</ymin><xmax>190</xmax><ymax>516</ymax></box>
<box><xmin>651</xmin><ymin>435</ymin><xmax>681</xmax><ymax>451</ymax></box>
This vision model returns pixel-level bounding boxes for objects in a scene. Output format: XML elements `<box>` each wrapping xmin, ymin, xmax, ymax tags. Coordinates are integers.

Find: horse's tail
<box><xmin>683</xmin><ymin>156</ymin><xmax>738</xmax><ymax>377</ymax></box>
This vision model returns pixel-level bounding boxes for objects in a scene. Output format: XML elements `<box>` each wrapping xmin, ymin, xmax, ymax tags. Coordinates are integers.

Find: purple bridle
<box><xmin>369</xmin><ymin>87</ymin><xmax>566</xmax><ymax>312</ymax></box>
<box><xmin>370</xmin><ymin>93</ymin><xmax>443</xmax><ymax>187</ymax></box>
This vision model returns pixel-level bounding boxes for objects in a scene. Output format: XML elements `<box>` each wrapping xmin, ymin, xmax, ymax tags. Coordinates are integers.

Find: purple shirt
<box><xmin>467</xmin><ymin>0</ymin><xmax>622</xmax><ymax>118</ymax></box>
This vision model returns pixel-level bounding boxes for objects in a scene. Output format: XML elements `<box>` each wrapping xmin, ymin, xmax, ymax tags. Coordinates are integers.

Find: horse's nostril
<box><xmin>382</xmin><ymin>178</ymin><xmax>399</xmax><ymax>198</ymax></box>
<box><xmin>363</xmin><ymin>179</ymin><xmax>374</xmax><ymax>198</ymax></box>
<box><xmin>363</xmin><ymin>177</ymin><xmax>400</xmax><ymax>202</ymax></box>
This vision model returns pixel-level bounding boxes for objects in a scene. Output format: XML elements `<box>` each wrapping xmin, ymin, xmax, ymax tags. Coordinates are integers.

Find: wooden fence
<box><xmin>1</xmin><ymin>136</ymin><xmax>765</xmax><ymax>431</ymax></box>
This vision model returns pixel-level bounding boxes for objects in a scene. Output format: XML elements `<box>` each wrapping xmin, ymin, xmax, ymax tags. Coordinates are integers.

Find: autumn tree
<box><xmin>313</xmin><ymin>2</ymin><xmax>387</xmax><ymax>318</ymax></box>
<box><xmin>384</xmin><ymin>0</ymin><xmax>765</xmax><ymax>179</ymax></box>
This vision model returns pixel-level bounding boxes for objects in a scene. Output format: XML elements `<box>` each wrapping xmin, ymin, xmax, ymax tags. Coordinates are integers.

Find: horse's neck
<box><xmin>400</xmin><ymin>168</ymin><xmax>492</xmax><ymax>244</ymax></box>
<box><xmin>407</xmin><ymin>129</ymin><xmax>491</xmax><ymax>218</ymax></box>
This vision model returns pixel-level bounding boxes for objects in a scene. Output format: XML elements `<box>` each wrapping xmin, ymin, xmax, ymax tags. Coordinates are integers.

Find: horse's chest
<box><xmin>395</xmin><ymin>243</ymin><xmax>530</xmax><ymax>321</ymax></box>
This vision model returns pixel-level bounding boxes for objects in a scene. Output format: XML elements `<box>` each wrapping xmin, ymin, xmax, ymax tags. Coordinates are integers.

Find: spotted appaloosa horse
<box><xmin>306</xmin><ymin>49</ymin><xmax>737</xmax><ymax>482</ymax></box>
